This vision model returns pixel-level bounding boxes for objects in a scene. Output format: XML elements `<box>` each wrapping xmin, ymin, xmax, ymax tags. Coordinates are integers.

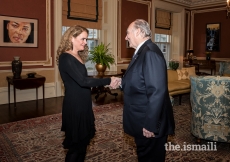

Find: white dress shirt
<box><xmin>133</xmin><ymin>39</ymin><xmax>149</xmax><ymax>57</ymax></box>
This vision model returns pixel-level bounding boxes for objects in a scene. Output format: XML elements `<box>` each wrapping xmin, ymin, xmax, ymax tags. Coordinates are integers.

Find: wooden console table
<box><xmin>184</xmin><ymin>59</ymin><xmax>216</xmax><ymax>75</ymax></box>
<box><xmin>88</xmin><ymin>71</ymin><xmax>123</xmax><ymax>100</ymax></box>
<box><xmin>192</xmin><ymin>60</ymin><xmax>216</xmax><ymax>75</ymax></box>
<box><xmin>6</xmin><ymin>75</ymin><xmax>46</xmax><ymax>108</ymax></box>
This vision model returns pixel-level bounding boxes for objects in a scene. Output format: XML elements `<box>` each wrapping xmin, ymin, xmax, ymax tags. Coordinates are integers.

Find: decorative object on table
<box><xmin>27</xmin><ymin>72</ymin><xmax>37</xmax><ymax>78</ymax></box>
<box><xmin>205</xmin><ymin>51</ymin><xmax>211</xmax><ymax>60</ymax></box>
<box><xmin>206</xmin><ymin>23</ymin><xmax>220</xmax><ymax>51</ymax></box>
<box><xmin>88</xmin><ymin>43</ymin><xmax>115</xmax><ymax>74</ymax></box>
<box><xmin>187</xmin><ymin>49</ymin><xmax>194</xmax><ymax>64</ymax></box>
<box><xmin>168</xmin><ymin>60</ymin><xmax>179</xmax><ymax>70</ymax></box>
<box><xmin>11</xmin><ymin>56</ymin><xmax>22</xmax><ymax>78</ymax></box>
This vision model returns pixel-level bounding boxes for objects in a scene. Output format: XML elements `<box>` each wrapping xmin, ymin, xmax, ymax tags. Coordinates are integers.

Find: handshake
<box><xmin>110</xmin><ymin>77</ymin><xmax>122</xmax><ymax>89</ymax></box>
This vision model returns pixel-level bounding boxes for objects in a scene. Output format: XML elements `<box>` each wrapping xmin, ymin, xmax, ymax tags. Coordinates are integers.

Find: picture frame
<box><xmin>0</xmin><ymin>15</ymin><xmax>38</xmax><ymax>47</ymax></box>
<box><xmin>206</xmin><ymin>23</ymin><xmax>220</xmax><ymax>51</ymax></box>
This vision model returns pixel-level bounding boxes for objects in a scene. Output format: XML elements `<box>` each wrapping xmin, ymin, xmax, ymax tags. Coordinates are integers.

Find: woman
<box><xmin>4</xmin><ymin>20</ymin><xmax>34</xmax><ymax>43</ymax></box>
<box><xmin>57</xmin><ymin>25</ymin><xmax>119</xmax><ymax>161</ymax></box>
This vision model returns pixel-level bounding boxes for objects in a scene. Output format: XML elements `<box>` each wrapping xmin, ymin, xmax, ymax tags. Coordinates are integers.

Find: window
<box><xmin>85</xmin><ymin>29</ymin><xmax>99</xmax><ymax>71</ymax></box>
<box><xmin>62</xmin><ymin>26</ymin><xmax>69</xmax><ymax>35</ymax></box>
<box><xmin>61</xmin><ymin>27</ymin><xmax>100</xmax><ymax>71</ymax></box>
<box><xmin>154</xmin><ymin>34</ymin><xmax>171</xmax><ymax>66</ymax></box>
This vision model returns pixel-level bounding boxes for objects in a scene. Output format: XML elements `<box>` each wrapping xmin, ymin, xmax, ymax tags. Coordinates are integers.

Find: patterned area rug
<box><xmin>0</xmin><ymin>95</ymin><xmax>230</xmax><ymax>162</ymax></box>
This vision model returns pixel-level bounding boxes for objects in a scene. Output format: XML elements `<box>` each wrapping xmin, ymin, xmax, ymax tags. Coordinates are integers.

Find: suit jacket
<box><xmin>122</xmin><ymin>39</ymin><xmax>175</xmax><ymax>138</ymax></box>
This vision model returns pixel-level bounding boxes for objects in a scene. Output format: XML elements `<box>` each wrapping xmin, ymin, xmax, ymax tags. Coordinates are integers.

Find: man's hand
<box><xmin>143</xmin><ymin>128</ymin><xmax>155</xmax><ymax>138</ymax></box>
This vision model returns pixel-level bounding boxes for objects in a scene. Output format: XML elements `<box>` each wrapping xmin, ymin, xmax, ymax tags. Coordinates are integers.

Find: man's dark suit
<box><xmin>121</xmin><ymin>39</ymin><xmax>175</xmax><ymax>161</ymax></box>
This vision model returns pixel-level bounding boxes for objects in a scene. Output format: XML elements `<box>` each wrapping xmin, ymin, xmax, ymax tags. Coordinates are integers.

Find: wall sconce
<box><xmin>227</xmin><ymin>0</ymin><xmax>230</xmax><ymax>18</ymax></box>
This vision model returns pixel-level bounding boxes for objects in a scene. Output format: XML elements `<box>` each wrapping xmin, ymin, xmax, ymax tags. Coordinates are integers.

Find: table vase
<box><xmin>12</xmin><ymin>56</ymin><xmax>22</xmax><ymax>78</ymax></box>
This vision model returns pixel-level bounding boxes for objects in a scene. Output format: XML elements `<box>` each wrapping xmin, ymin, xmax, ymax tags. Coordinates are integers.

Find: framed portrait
<box><xmin>206</xmin><ymin>23</ymin><xmax>220</xmax><ymax>51</ymax></box>
<box><xmin>0</xmin><ymin>15</ymin><xmax>38</xmax><ymax>47</ymax></box>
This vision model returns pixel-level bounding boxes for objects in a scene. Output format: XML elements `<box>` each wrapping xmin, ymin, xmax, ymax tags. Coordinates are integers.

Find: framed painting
<box><xmin>206</xmin><ymin>23</ymin><xmax>220</xmax><ymax>51</ymax></box>
<box><xmin>0</xmin><ymin>15</ymin><xmax>38</xmax><ymax>47</ymax></box>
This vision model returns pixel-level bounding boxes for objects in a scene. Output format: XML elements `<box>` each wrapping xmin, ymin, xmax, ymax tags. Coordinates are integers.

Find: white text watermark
<box><xmin>165</xmin><ymin>142</ymin><xmax>217</xmax><ymax>151</ymax></box>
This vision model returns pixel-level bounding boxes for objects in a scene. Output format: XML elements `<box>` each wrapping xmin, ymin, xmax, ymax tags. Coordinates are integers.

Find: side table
<box><xmin>6</xmin><ymin>75</ymin><xmax>46</xmax><ymax>108</ymax></box>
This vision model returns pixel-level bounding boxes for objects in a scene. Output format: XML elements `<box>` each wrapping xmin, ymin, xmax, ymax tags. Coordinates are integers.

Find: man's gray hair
<box><xmin>133</xmin><ymin>19</ymin><xmax>151</xmax><ymax>38</ymax></box>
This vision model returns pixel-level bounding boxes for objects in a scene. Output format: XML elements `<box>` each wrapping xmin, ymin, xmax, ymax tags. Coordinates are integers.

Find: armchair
<box><xmin>219</xmin><ymin>61</ymin><xmax>230</xmax><ymax>76</ymax></box>
<box><xmin>190</xmin><ymin>76</ymin><xmax>230</xmax><ymax>143</ymax></box>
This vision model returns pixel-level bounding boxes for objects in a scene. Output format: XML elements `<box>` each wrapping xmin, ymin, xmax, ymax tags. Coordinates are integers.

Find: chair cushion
<box><xmin>168</xmin><ymin>81</ymin><xmax>190</xmax><ymax>92</ymax></box>
<box><xmin>182</xmin><ymin>66</ymin><xmax>196</xmax><ymax>76</ymax></box>
<box><xmin>167</xmin><ymin>69</ymin><xmax>179</xmax><ymax>82</ymax></box>
<box><xmin>177</xmin><ymin>69</ymin><xmax>189</xmax><ymax>80</ymax></box>
<box><xmin>177</xmin><ymin>66</ymin><xmax>196</xmax><ymax>80</ymax></box>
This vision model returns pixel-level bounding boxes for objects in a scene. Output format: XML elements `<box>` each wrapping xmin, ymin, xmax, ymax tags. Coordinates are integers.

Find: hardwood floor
<box><xmin>0</xmin><ymin>89</ymin><xmax>123</xmax><ymax>124</ymax></box>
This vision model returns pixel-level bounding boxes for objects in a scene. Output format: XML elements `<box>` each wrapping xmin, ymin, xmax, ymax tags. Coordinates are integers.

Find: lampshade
<box><xmin>187</xmin><ymin>49</ymin><xmax>194</xmax><ymax>53</ymax></box>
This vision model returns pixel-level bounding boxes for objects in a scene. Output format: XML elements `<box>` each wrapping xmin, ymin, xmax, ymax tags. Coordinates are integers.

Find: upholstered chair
<box><xmin>219</xmin><ymin>61</ymin><xmax>230</xmax><ymax>77</ymax></box>
<box><xmin>190</xmin><ymin>76</ymin><xmax>230</xmax><ymax>143</ymax></box>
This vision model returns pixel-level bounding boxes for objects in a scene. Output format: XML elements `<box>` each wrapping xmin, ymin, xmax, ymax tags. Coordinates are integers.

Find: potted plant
<box><xmin>88</xmin><ymin>43</ymin><xmax>115</xmax><ymax>74</ymax></box>
<box><xmin>169</xmin><ymin>60</ymin><xmax>179</xmax><ymax>70</ymax></box>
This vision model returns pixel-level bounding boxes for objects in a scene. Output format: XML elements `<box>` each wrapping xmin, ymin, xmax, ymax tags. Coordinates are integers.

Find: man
<box><xmin>121</xmin><ymin>19</ymin><xmax>175</xmax><ymax>162</ymax></box>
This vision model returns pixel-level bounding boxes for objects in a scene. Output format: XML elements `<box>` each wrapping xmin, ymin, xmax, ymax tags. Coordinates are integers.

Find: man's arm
<box><xmin>142</xmin><ymin>50</ymin><xmax>168</xmax><ymax>135</ymax></box>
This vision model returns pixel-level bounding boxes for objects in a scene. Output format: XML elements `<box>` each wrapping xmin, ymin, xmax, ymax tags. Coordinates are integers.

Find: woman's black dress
<box><xmin>58</xmin><ymin>53</ymin><xmax>111</xmax><ymax>149</ymax></box>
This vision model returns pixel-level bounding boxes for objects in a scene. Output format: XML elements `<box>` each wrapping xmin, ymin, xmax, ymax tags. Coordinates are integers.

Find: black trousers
<box><xmin>134</xmin><ymin>135</ymin><xmax>168</xmax><ymax>162</ymax></box>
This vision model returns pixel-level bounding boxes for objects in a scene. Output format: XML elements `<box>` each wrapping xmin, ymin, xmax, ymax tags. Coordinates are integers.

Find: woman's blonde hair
<box><xmin>56</xmin><ymin>25</ymin><xmax>89</xmax><ymax>64</ymax></box>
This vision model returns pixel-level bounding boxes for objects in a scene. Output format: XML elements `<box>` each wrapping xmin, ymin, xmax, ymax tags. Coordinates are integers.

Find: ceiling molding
<box><xmin>160</xmin><ymin>0</ymin><xmax>226</xmax><ymax>9</ymax></box>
